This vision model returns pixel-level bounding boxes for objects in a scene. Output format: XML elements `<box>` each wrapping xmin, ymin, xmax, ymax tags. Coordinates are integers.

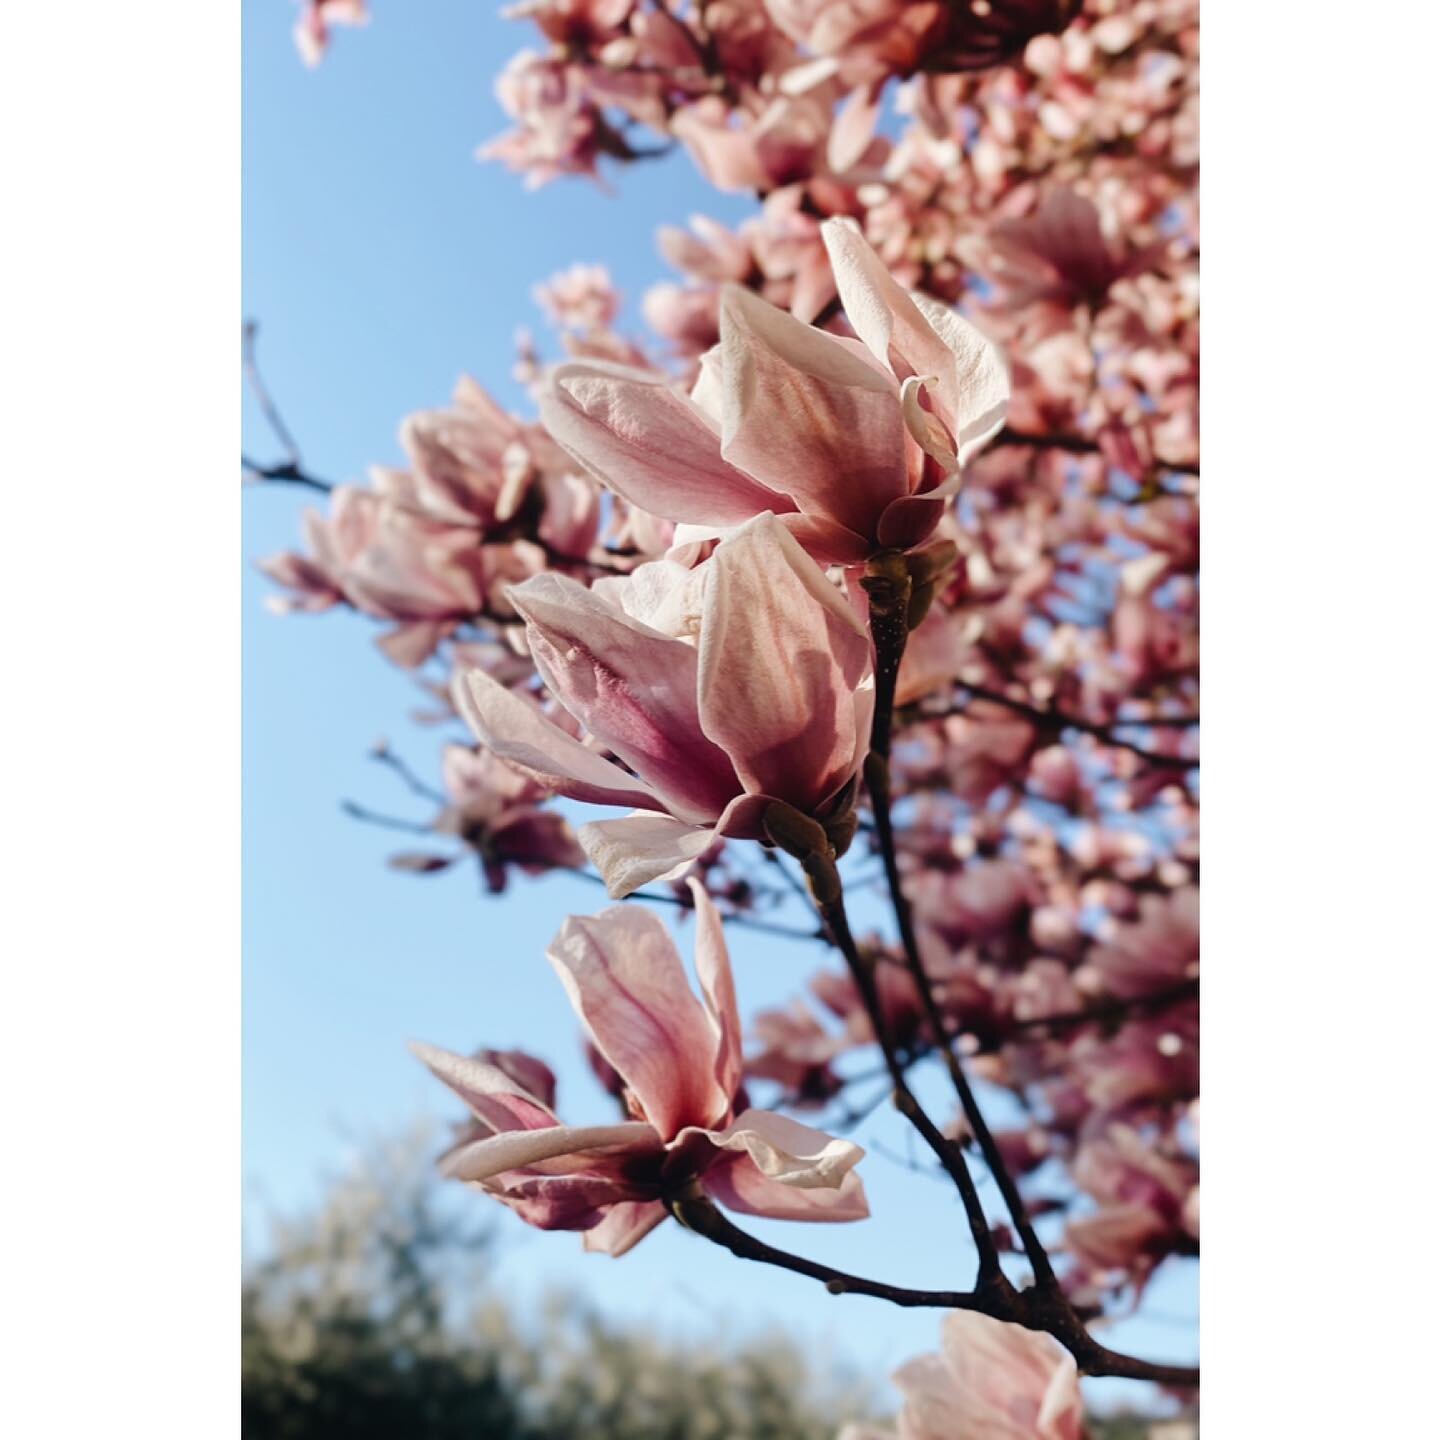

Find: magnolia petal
<box><xmin>911</xmin><ymin>291</ymin><xmax>1011</xmax><ymax>467</ymax></box>
<box><xmin>409</xmin><ymin>1042</ymin><xmax>558</xmax><ymax>1131</ymax></box>
<box><xmin>696</xmin><ymin>1108</ymin><xmax>865</xmax><ymax>1190</ymax></box>
<box><xmin>703</xmin><ymin>1158</ymin><xmax>870</xmax><ymax>1223</ymax></box>
<box><xmin>876</xmin><ymin>493</ymin><xmax>947</xmax><ymax>552</ymax></box>
<box><xmin>689</xmin><ymin>344</ymin><xmax>725</xmax><ymax>423</ymax></box>
<box><xmin>578</xmin><ymin>812</ymin><xmax>715</xmax><ymax>898</ymax></box>
<box><xmin>928</xmin><ymin>1311</ymin><xmax>1084</xmax><ymax>1440</ymax></box>
<box><xmin>697</xmin><ymin>513</ymin><xmax>871</xmax><ymax>813</ymax></box>
<box><xmin>688</xmin><ymin>878</ymin><xmax>743</xmax><ymax>1101</ymax></box>
<box><xmin>718</xmin><ymin>284</ymin><xmax>908</xmax><ymax>539</ymax></box>
<box><xmin>376</xmin><ymin>619</ymin><xmax>451</xmax><ymax>668</ymax></box>
<box><xmin>538</xmin><ymin>360</ymin><xmax>789</xmax><ymax>526</ymax></box>
<box><xmin>491</xmin><ymin>1172</ymin><xmax>649</xmax><ymax>1231</ymax></box>
<box><xmin>828</xmin><ymin>83</ymin><xmax>882</xmax><ymax>174</ymax></box>
<box><xmin>455</xmin><ymin>669</ymin><xmax>662</xmax><ymax>813</ymax></box>
<box><xmin>548</xmin><ymin>907</ymin><xmax>731</xmax><ymax>1139</ymax></box>
<box><xmin>668</xmin><ymin>512</ymin><xmax>872</xmax><ymax>568</ymax></box>
<box><xmin>899</xmin><ymin>374</ymin><xmax>960</xmax><ymax>479</ymax></box>
<box><xmin>440</xmin><ymin>1122</ymin><xmax>653</xmax><ymax>1183</ymax></box>
<box><xmin>822</xmin><ymin>219</ymin><xmax>1009</xmax><ymax>466</ymax></box>
<box><xmin>582</xmin><ymin>1200</ymin><xmax>669</xmax><ymax>1257</ymax></box>
<box><xmin>776</xmin><ymin>512</ymin><xmax>872</xmax><ymax>566</ymax></box>
<box><xmin>509</xmin><ymin>573</ymin><xmax>741</xmax><ymax>824</ymax></box>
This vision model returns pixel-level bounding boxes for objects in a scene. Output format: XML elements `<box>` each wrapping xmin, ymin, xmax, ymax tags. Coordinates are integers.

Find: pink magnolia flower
<box><xmin>844</xmin><ymin>1309</ymin><xmax>1084</xmax><ymax>1440</ymax></box>
<box><xmin>413</xmin><ymin>882</ymin><xmax>868</xmax><ymax>1255</ymax></box>
<box><xmin>1065</xmin><ymin>1122</ymin><xmax>1197</xmax><ymax>1293</ymax></box>
<box><xmin>745</xmin><ymin>1000</ymin><xmax>847</xmax><ymax>1107</ymax></box>
<box><xmin>988</xmin><ymin>188</ymin><xmax>1165</xmax><ymax>312</ymax></box>
<box><xmin>294</xmin><ymin>0</ymin><xmax>368</xmax><ymax>68</ymax></box>
<box><xmin>387</xmin><ymin>743</ymin><xmax>586</xmax><ymax>892</ymax></box>
<box><xmin>533</xmin><ymin>263</ymin><xmax>621</xmax><ymax>333</ymax></box>
<box><xmin>1088</xmin><ymin>886</ymin><xmax>1198</xmax><ymax>999</ymax></box>
<box><xmin>456</xmin><ymin>512</ymin><xmax>874</xmax><ymax>895</ymax></box>
<box><xmin>537</xmin><ymin>219</ymin><xmax>1009</xmax><ymax>565</ymax></box>
<box><xmin>260</xmin><ymin>484</ymin><xmax>485</xmax><ymax>666</ymax></box>
<box><xmin>482</xmin><ymin>52</ymin><xmax>610</xmax><ymax>189</ymax></box>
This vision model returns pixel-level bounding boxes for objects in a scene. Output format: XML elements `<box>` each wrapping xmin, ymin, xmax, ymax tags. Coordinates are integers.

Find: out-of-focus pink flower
<box><xmin>764</xmin><ymin>0</ymin><xmax>1080</xmax><ymax>85</ymax></box>
<box><xmin>422</xmin><ymin>743</ymin><xmax>586</xmax><ymax>891</ymax></box>
<box><xmin>537</xmin><ymin>218</ymin><xmax>1008</xmax><ymax>565</ymax></box>
<box><xmin>261</xmin><ymin>484</ymin><xmax>485</xmax><ymax>666</ymax></box>
<box><xmin>989</xmin><ymin>188</ymin><xmax>1164</xmax><ymax>311</ymax></box>
<box><xmin>414</xmin><ymin>881</ymin><xmax>868</xmax><ymax>1255</ymax></box>
<box><xmin>294</xmin><ymin>0</ymin><xmax>368</xmax><ymax>68</ymax></box>
<box><xmin>929</xmin><ymin>703</ymin><xmax>1039</xmax><ymax>804</ymax></box>
<box><xmin>811</xmin><ymin>950</ymin><xmax>926</xmax><ymax>1052</ymax></box>
<box><xmin>482</xmin><ymin>52</ymin><xmax>610</xmax><ymax>189</ymax></box>
<box><xmin>510</xmin><ymin>0</ymin><xmax>633</xmax><ymax>48</ymax></box>
<box><xmin>674</xmin><ymin>93</ymin><xmax>838</xmax><ymax>195</ymax></box>
<box><xmin>1089</xmin><ymin>886</ymin><xmax>1198</xmax><ymax>999</ymax></box>
<box><xmin>852</xmin><ymin>1309</ymin><xmax>1083</xmax><ymax>1440</ymax></box>
<box><xmin>745</xmin><ymin>1000</ymin><xmax>846</xmax><ymax>1106</ymax></box>
<box><xmin>1065</xmin><ymin>1122</ymin><xmax>1197</xmax><ymax>1292</ymax></box>
<box><xmin>534</xmin><ymin>263</ymin><xmax>621</xmax><ymax>332</ymax></box>
<box><xmin>457</xmin><ymin>513</ymin><xmax>873</xmax><ymax>895</ymax></box>
<box><xmin>1029</xmin><ymin>743</ymin><xmax>1083</xmax><ymax>807</ymax></box>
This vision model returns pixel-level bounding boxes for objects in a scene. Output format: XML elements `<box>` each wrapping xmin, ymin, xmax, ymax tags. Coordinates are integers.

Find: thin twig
<box><xmin>243</xmin><ymin>320</ymin><xmax>303</xmax><ymax>464</ymax></box>
<box><xmin>372</xmin><ymin>746</ymin><xmax>448</xmax><ymax>806</ymax></box>
<box><xmin>563</xmin><ymin>868</ymin><xmax>827</xmax><ymax>943</ymax></box>
<box><xmin>340</xmin><ymin>800</ymin><xmax>434</xmax><ymax>836</ymax></box>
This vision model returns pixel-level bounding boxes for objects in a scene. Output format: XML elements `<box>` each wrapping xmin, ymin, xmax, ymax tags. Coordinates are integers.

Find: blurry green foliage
<box><xmin>242</xmin><ymin>1127</ymin><xmax>875</xmax><ymax>1439</ymax></box>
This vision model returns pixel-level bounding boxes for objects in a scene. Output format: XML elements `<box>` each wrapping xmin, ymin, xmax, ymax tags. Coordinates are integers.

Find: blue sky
<box><xmin>242</xmin><ymin>0</ymin><xmax>1194</xmax><ymax>1404</ymax></box>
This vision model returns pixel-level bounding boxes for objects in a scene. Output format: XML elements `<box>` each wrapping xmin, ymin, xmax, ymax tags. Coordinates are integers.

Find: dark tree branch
<box><xmin>671</xmin><ymin>1190</ymin><xmax>989</xmax><ymax>1311</ymax></box>
<box><xmin>1007</xmin><ymin>977</ymin><xmax>1199</xmax><ymax>1039</ymax></box>
<box><xmin>862</xmin><ymin>555</ymin><xmax>1058</xmax><ymax>1289</ymax></box>
<box><xmin>995</xmin><ymin>425</ymin><xmax>1200</xmax><ymax>482</ymax></box>
<box><xmin>671</xmin><ymin>1192</ymin><xmax>1199</xmax><ymax>1388</ymax></box>
<box><xmin>926</xmin><ymin>682</ymin><xmax>1198</xmax><ymax>771</ymax></box>
<box><xmin>847</xmin><ymin>552</ymin><xmax>1194</xmax><ymax>1388</ymax></box>
<box><xmin>811</xmin><ymin>866</ymin><xmax>1009</xmax><ymax>1293</ymax></box>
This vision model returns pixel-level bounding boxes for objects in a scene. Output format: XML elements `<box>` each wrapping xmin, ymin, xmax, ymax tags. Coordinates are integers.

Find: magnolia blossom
<box><xmin>841</xmin><ymin>1310</ymin><xmax>1084</xmax><ymax>1440</ymax></box>
<box><xmin>457</xmin><ymin>512</ymin><xmax>874</xmax><ymax>896</ymax></box>
<box><xmin>386</xmin><ymin>744</ymin><xmax>585</xmax><ymax>892</ymax></box>
<box><xmin>414</xmin><ymin>882</ymin><xmax>868</xmax><ymax>1256</ymax></box>
<box><xmin>538</xmin><ymin>218</ymin><xmax>1009</xmax><ymax>565</ymax></box>
<box><xmin>533</xmin><ymin>262</ymin><xmax>621</xmax><ymax>333</ymax></box>
<box><xmin>293</xmin><ymin>0</ymin><xmax>368</xmax><ymax>68</ymax></box>
<box><xmin>989</xmin><ymin>188</ymin><xmax>1166</xmax><ymax>312</ymax></box>
<box><xmin>1065</xmin><ymin>1121</ymin><xmax>1197</xmax><ymax>1295</ymax></box>
<box><xmin>764</xmin><ymin>1</ymin><xmax>1080</xmax><ymax>84</ymax></box>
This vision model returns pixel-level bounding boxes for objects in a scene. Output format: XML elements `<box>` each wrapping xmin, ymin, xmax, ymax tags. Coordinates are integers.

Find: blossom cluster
<box><xmin>262</xmin><ymin>0</ymin><xmax>1201</xmax><ymax>1426</ymax></box>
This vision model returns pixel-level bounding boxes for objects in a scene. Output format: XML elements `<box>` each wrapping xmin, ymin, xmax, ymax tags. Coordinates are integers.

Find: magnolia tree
<box><xmin>251</xmin><ymin>0</ymin><xmax>1199</xmax><ymax>1430</ymax></box>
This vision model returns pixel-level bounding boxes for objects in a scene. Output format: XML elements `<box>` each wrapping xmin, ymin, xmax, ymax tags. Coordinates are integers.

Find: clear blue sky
<box><xmin>242</xmin><ymin>0</ymin><xmax>1194</xmax><ymax>1405</ymax></box>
